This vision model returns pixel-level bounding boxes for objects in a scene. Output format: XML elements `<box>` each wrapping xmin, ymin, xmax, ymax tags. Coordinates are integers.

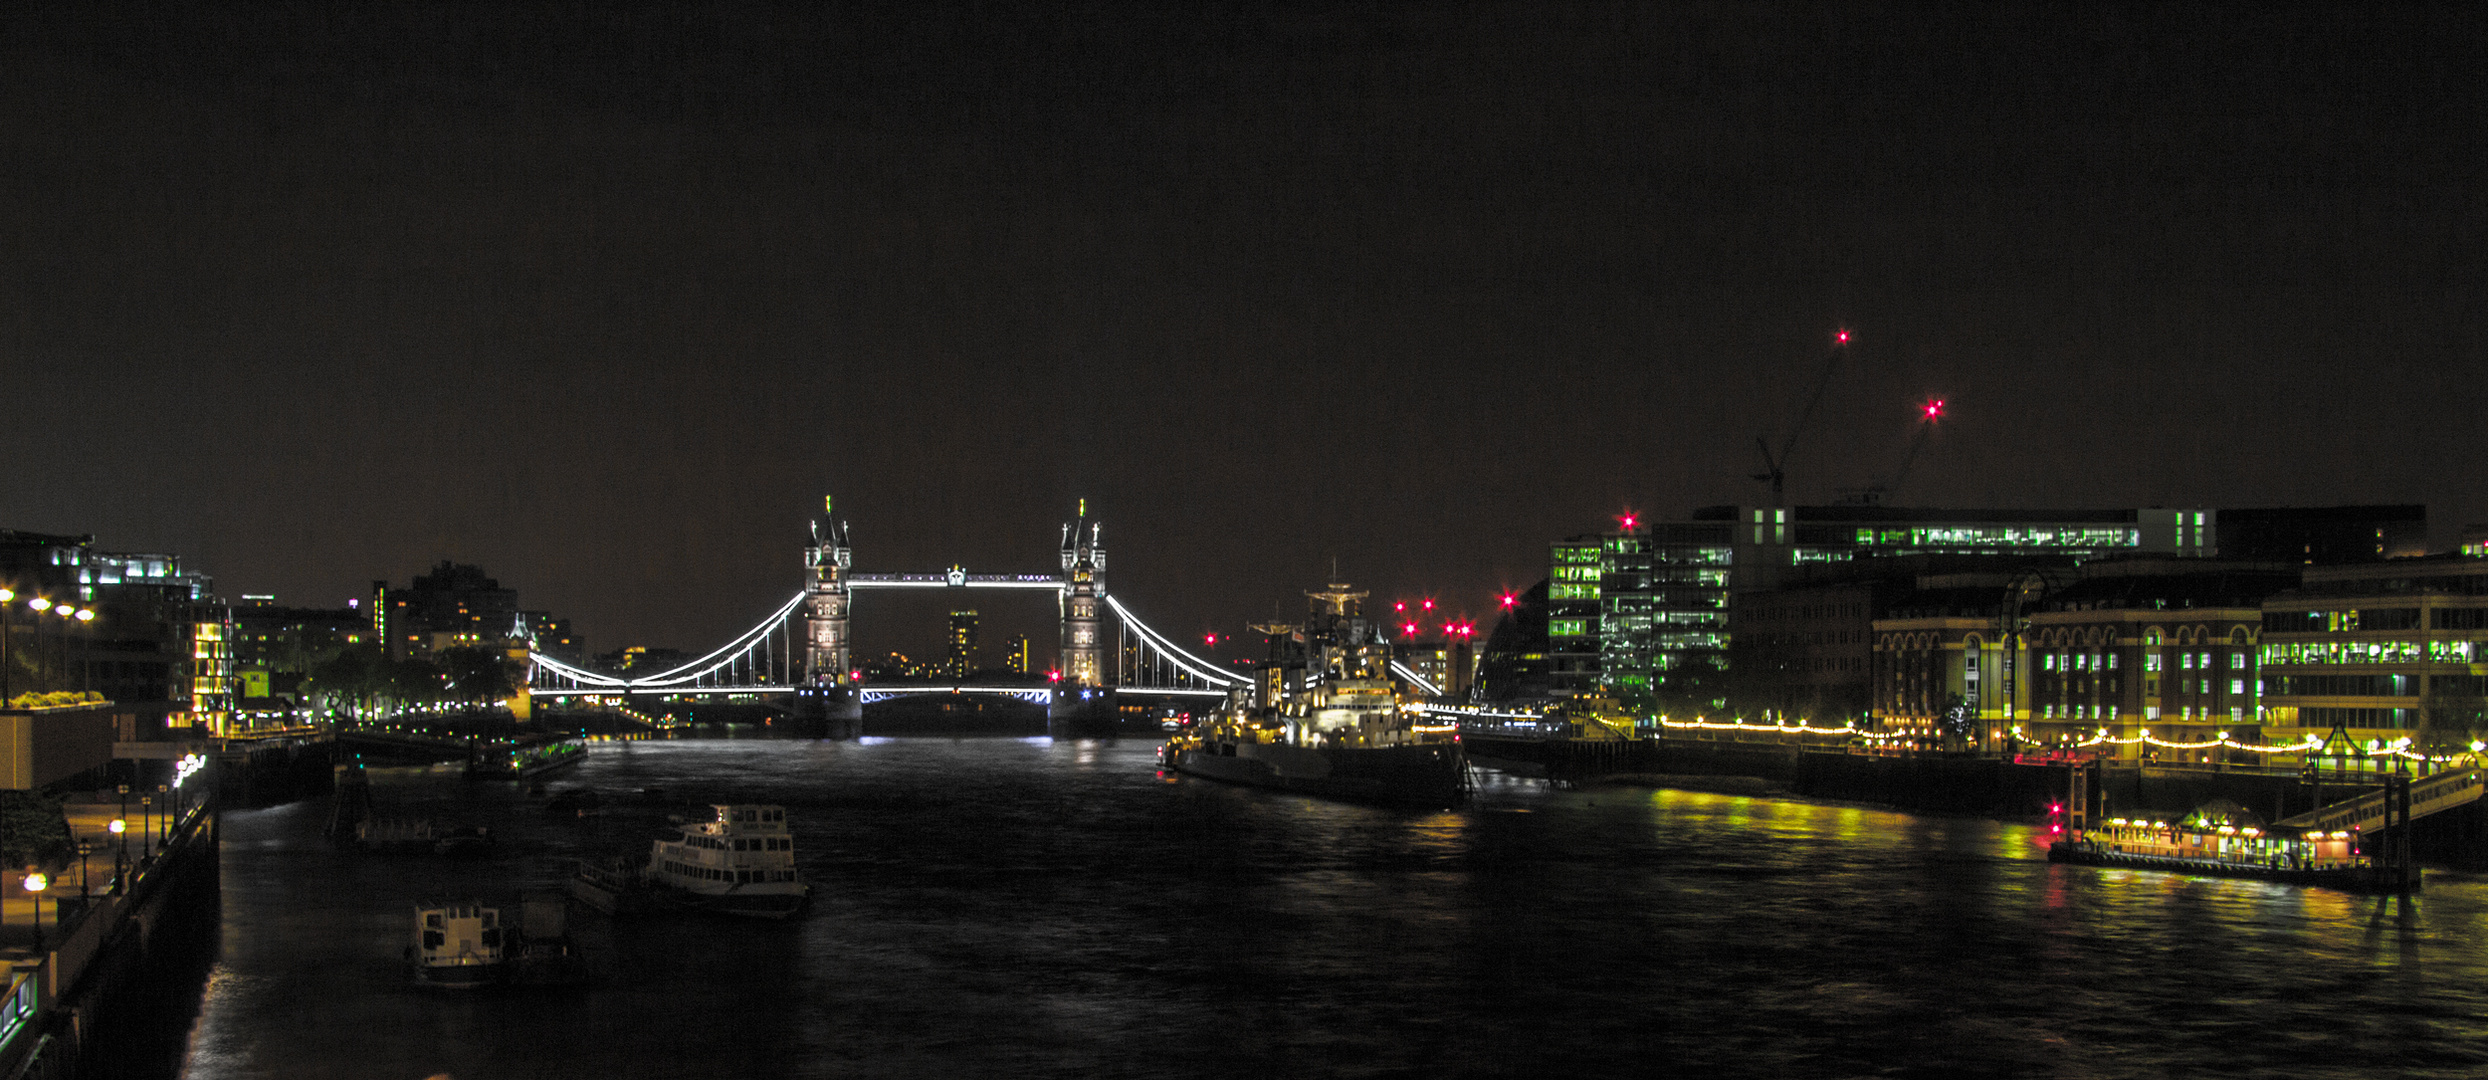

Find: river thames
<box><xmin>174</xmin><ymin>737</ymin><xmax>2488</xmax><ymax>1079</ymax></box>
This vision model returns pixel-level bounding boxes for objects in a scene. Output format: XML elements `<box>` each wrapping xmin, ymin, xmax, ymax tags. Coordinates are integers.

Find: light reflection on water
<box><xmin>180</xmin><ymin>739</ymin><xmax>2488</xmax><ymax>1079</ymax></box>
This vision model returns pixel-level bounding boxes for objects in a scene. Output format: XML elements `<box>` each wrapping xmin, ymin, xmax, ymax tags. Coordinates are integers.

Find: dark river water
<box><xmin>177</xmin><ymin>737</ymin><xmax>2488</xmax><ymax>1079</ymax></box>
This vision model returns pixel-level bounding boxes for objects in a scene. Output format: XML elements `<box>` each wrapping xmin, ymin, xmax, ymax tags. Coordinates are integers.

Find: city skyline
<box><xmin>4</xmin><ymin>5</ymin><xmax>2481</xmax><ymax>655</ymax></box>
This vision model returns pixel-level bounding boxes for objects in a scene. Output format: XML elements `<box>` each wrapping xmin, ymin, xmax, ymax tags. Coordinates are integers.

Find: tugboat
<box><xmin>408</xmin><ymin>900</ymin><xmax>507</xmax><ymax>988</ymax></box>
<box><xmin>570</xmin><ymin>805</ymin><xmax>810</xmax><ymax>919</ymax></box>
<box><xmin>1161</xmin><ymin>581</ymin><xmax>1466</xmax><ymax>807</ymax></box>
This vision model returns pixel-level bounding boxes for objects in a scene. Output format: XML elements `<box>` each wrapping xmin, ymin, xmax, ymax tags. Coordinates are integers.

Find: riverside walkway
<box><xmin>0</xmin><ymin>793</ymin><xmax>217</xmax><ymax>1078</ymax></box>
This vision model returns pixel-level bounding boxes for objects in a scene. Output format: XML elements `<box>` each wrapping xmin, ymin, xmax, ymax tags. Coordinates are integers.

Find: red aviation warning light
<box><xmin>1047</xmin><ymin>669</ymin><xmax>1063</xmax><ymax>682</ymax></box>
<box><xmin>1619</xmin><ymin>512</ymin><xmax>1638</xmax><ymax>531</ymax></box>
<box><xmin>1835</xmin><ymin>329</ymin><xmax>1850</xmax><ymax>345</ymax></box>
<box><xmin>1923</xmin><ymin>398</ymin><xmax>1946</xmax><ymax>421</ymax></box>
<box><xmin>1500</xmin><ymin>593</ymin><xmax>1517</xmax><ymax>609</ymax></box>
<box><xmin>1421</xmin><ymin>599</ymin><xmax>1435</xmax><ymax>612</ymax></box>
<box><xmin>1394</xmin><ymin>601</ymin><xmax>1406</xmax><ymax>613</ymax></box>
<box><xmin>1402</xmin><ymin>622</ymin><xmax>1420</xmax><ymax>637</ymax></box>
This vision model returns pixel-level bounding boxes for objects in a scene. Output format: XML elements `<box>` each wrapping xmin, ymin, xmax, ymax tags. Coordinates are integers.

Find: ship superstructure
<box><xmin>1163</xmin><ymin>581</ymin><xmax>1465</xmax><ymax>806</ymax></box>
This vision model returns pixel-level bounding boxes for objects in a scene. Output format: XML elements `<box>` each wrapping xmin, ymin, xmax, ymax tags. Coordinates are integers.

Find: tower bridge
<box><xmin>524</xmin><ymin>501</ymin><xmax>1247</xmax><ymax>727</ymax></box>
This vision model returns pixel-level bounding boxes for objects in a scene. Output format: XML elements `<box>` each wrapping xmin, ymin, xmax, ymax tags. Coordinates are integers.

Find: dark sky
<box><xmin>3</xmin><ymin>2</ymin><xmax>2483</xmax><ymax>662</ymax></box>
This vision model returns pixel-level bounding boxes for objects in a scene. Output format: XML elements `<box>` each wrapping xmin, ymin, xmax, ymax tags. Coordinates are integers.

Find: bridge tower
<box><xmin>1058</xmin><ymin>503</ymin><xmax>1106</xmax><ymax>687</ymax></box>
<box><xmin>803</xmin><ymin>498</ymin><xmax>854</xmax><ymax>686</ymax></box>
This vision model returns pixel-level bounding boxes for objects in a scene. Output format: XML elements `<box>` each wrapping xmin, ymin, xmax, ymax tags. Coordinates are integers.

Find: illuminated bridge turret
<box><xmin>1059</xmin><ymin>502</ymin><xmax>1105</xmax><ymax>687</ymax></box>
<box><xmin>804</xmin><ymin>497</ymin><xmax>854</xmax><ymax>687</ymax></box>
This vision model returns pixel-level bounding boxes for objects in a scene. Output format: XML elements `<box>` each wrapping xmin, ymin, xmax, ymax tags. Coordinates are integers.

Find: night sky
<box><xmin>4</xmin><ymin>3</ymin><xmax>2483</xmax><ymax>662</ymax></box>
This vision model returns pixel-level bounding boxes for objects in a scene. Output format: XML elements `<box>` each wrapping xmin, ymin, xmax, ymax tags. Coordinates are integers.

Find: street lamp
<box><xmin>72</xmin><ymin>609</ymin><xmax>93</xmax><ymax>694</ymax></box>
<box><xmin>24</xmin><ymin>872</ymin><xmax>46</xmax><ymax>947</ymax></box>
<box><xmin>107</xmin><ymin>819</ymin><xmax>125</xmax><ymax>889</ymax></box>
<box><xmin>0</xmin><ymin>588</ymin><xmax>13</xmax><ymax>701</ymax></box>
<box><xmin>24</xmin><ymin>598</ymin><xmax>48</xmax><ymax>692</ymax></box>
<box><xmin>75</xmin><ymin>840</ymin><xmax>92</xmax><ymax>899</ymax></box>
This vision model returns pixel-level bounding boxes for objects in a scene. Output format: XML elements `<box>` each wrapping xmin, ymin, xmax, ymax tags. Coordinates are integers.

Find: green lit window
<box><xmin>1550</xmin><ymin>619</ymin><xmax>1592</xmax><ymax>637</ymax></box>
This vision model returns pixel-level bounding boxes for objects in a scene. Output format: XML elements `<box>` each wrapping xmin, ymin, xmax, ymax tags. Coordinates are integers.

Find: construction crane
<box><xmin>1838</xmin><ymin>397</ymin><xmax>1947</xmax><ymax>505</ymax></box>
<box><xmin>1751</xmin><ymin>328</ymin><xmax>1852</xmax><ymax>502</ymax></box>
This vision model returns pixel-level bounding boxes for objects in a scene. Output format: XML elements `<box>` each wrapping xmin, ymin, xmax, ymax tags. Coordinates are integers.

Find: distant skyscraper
<box><xmin>948</xmin><ymin>611</ymin><xmax>980</xmax><ymax>677</ymax></box>
<box><xmin>1004</xmin><ymin>634</ymin><xmax>1031</xmax><ymax>675</ymax></box>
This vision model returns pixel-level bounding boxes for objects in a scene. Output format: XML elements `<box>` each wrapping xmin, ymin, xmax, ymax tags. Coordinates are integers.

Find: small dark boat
<box><xmin>433</xmin><ymin>824</ymin><xmax>495</xmax><ymax>858</ymax></box>
<box><xmin>545</xmin><ymin>788</ymin><xmax>603</xmax><ymax>816</ymax></box>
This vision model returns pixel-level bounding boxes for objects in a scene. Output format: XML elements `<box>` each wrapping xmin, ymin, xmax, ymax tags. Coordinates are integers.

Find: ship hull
<box><xmin>571</xmin><ymin>863</ymin><xmax>811</xmax><ymax>919</ymax></box>
<box><xmin>656</xmin><ymin>883</ymin><xmax>811</xmax><ymax>919</ymax></box>
<box><xmin>1172</xmin><ymin>741</ymin><xmax>1467</xmax><ymax>807</ymax></box>
<box><xmin>412</xmin><ymin>961</ymin><xmax>503</xmax><ymax>989</ymax></box>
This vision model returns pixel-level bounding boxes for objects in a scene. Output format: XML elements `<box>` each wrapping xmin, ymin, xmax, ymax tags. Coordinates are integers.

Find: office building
<box><xmin>2259</xmin><ymin>555</ymin><xmax>2488</xmax><ymax>753</ymax></box>
<box><xmin>947</xmin><ymin>610</ymin><xmax>980</xmax><ymax>678</ymax></box>
<box><xmin>372</xmin><ymin>562</ymin><xmax>521</xmax><ymax>660</ymax></box>
<box><xmin>1869</xmin><ymin>561</ymin><xmax>2298</xmax><ymax>756</ymax></box>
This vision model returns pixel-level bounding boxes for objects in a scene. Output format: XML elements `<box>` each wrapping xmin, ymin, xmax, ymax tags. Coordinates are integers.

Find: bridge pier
<box><xmin>1047</xmin><ymin>686</ymin><xmax>1121</xmax><ymax>738</ymax></box>
<box><xmin>789</xmin><ymin>686</ymin><xmax>863</xmax><ymax>740</ymax></box>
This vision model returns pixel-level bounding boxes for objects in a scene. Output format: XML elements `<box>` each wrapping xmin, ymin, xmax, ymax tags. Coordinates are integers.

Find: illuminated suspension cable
<box><xmin>532</xmin><ymin>590</ymin><xmax>807</xmax><ymax>689</ymax></box>
<box><xmin>1101</xmin><ymin>594</ymin><xmax>1245</xmax><ymax>688</ymax></box>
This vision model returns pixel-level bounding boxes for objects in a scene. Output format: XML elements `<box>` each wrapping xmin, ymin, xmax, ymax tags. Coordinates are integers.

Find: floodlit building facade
<box><xmin>2259</xmin><ymin>555</ymin><xmax>2488</xmax><ymax>755</ymax></box>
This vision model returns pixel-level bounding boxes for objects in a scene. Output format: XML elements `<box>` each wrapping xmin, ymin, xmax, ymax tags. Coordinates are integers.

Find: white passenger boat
<box><xmin>573</xmin><ymin>804</ymin><xmax>810</xmax><ymax>919</ymax></box>
<box><xmin>408</xmin><ymin>901</ymin><xmax>507</xmax><ymax>988</ymax></box>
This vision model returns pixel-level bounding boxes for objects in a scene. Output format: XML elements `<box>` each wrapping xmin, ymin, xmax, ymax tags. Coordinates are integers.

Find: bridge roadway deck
<box><xmin>529</xmin><ymin>682</ymin><xmax>1228</xmax><ymax>699</ymax></box>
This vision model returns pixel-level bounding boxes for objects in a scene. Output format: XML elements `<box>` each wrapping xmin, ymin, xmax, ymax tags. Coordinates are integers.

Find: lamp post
<box><xmin>139</xmin><ymin>795</ymin><xmax>151</xmax><ymax>856</ymax></box>
<box><xmin>0</xmin><ymin>587</ymin><xmax>13</xmax><ymax>702</ymax></box>
<box><xmin>73</xmin><ymin>608</ymin><xmax>93</xmax><ymax>694</ymax></box>
<box><xmin>107</xmin><ymin>819</ymin><xmax>125</xmax><ymax>891</ymax></box>
<box><xmin>75</xmin><ymin>840</ymin><xmax>92</xmax><ymax>900</ymax></box>
<box><xmin>25</xmin><ymin>598</ymin><xmax>49</xmax><ymax>692</ymax></box>
<box><xmin>24</xmin><ymin>872</ymin><xmax>45</xmax><ymax>948</ymax></box>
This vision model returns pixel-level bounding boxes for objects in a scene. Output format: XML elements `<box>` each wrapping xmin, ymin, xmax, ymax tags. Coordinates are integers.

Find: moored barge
<box><xmin>2046</xmin><ymin>811</ymin><xmax>2418</xmax><ymax>894</ymax></box>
